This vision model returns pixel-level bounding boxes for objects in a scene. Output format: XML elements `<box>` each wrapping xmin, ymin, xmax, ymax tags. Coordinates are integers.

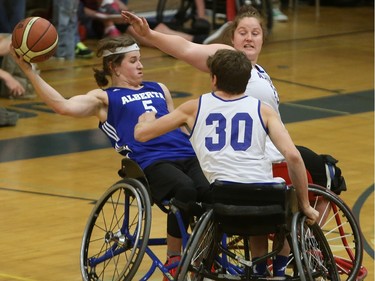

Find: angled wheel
<box><xmin>308</xmin><ymin>184</ymin><xmax>364</xmax><ymax>281</ymax></box>
<box><xmin>80</xmin><ymin>178</ymin><xmax>152</xmax><ymax>281</ymax></box>
<box><xmin>176</xmin><ymin>209</ymin><xmax>219</xmax><ymax>281</ymax></box>
<box><xmin>291</xmin><ymin>212</ymin><xmax>340</xmax><ymax>281</ymax></box>
<box><xmin>156</xmin><ymin>0</ymin><xmax>193</xmax><ymax>27</ymax></box>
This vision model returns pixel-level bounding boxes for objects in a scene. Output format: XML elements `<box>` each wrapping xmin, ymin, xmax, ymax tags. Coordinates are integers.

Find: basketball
<box><xmin>12</xmin><ymin>17</ymin><xmax>58</xmax><ymax>63</ymax></box>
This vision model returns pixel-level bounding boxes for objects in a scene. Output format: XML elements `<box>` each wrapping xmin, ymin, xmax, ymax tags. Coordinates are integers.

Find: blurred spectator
<box><xmin>0</xmin><ymin>34</ymin><xmax>36</xmax><ymax>100</ymax></box>
<box><xmin>273</xmin><ymin>0</ymin><xmax>288</xmax><ymax>22</ymax></box>
<box><xmin>0</xmin><ymin>0</ymin><xmax>26</xmax><ymax>33</ymax></box>
<box><xmin>79</xmin><ymin>0</ymin><xmax>209</xmax><ymax>46</ymax></box>
<box><xmin>0</xmin><ymin>35</ymin><xmax>20</xmax><ymax>126</ymax></box>
<box><xmin>52</xmin><ymin>0</ymin><xmax>93</xmax><ymax>60</ymax></box>
<box><xmin>0</xmin><ymin>106</ymin><xmax>19</xmax><ymax>127</ymax></box>
<box><xmin>191</xmin><ymin>0</ymin><xmax>211</xmax><ymax>35</ymax></box>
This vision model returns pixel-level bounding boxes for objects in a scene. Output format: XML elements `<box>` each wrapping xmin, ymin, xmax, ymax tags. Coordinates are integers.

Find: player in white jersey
<box><xmin>123</xmin><ymin>5</ymin><xmax>285</xmax><ymax>164</ymax></box>
<box><xmin>190</xmin><ymin>93</ymin><xmax>276</xmax><ymax>184</ymax></box>
<box><xmin>134</xmin><ymin>49</ymin><xmax>319</xmax><ymax>278</ymax></box>
<box><xmin>124</xmin><ymin>5</ymin><xmax>347</xmax><ymax>190</ymax></box>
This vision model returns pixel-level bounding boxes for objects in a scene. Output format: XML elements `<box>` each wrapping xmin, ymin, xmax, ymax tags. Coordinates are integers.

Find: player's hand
<box><xmin>3</xmin><ymin>73</ymin><xmax>25</xmax><ymax>97</ymax></box>
<box><xmin>9</xmin><ymin>46</ymin><xmax>32</xmax><ymax>70</ymax></box>
<box><xmin>302</xmin><ymin>206</ymin><xmax>319</xmax><ymax>225</ymax></box>
<box><xmin>121</xmin><ymin>11</ymin><xmax>151</xmax><ymax>37</ymax></box>
<box><xmin>138</xmin><ymin>111</ymin><xmax>156</xmax><ymax>123</ymax></box>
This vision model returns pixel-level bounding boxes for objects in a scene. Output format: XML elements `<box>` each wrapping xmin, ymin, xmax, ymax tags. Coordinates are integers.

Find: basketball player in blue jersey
<box><xmin>10</xmin><ymin>34</ymin><xmax>209</xmax><ymax>280</ymax></box>
<box><xmin>134</xmin><ymin>49</ymin><xmax>319</xmax><ymax>278</ymax></box>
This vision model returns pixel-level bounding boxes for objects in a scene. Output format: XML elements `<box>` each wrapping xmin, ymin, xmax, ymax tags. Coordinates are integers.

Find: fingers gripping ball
<box><xmin>12</xmin><ymin>17</ymin><xmax>58</xmax><ymax>63</ymax></box>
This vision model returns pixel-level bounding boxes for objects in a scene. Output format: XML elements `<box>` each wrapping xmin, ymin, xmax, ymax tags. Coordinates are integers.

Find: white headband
<box><xmin>102</xmin><ymin>44</ymin><xmax>140</xmax><ymax>57</ymax></box>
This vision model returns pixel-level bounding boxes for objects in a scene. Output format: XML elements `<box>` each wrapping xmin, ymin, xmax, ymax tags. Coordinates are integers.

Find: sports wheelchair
<box><xmin>273</xmin><ymin>162</ymin><xmax>367</xmax><ymax>281</ymax></box>
<box><xmin>156</xmin><ymin>0</ymin><xmax>273</xmax><ymax>34</ymax></box>
<box><xmin>80</xmin><ymin>158</ymin><xmax>364</xmax><ymax>281</ymax></box>
<box><xmin>175</xmin><ymin>180</ymin><xmax>340</xmax><ymax>281</ymax></box>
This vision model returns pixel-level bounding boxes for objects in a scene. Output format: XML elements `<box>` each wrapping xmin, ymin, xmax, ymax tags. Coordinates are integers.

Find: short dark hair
<box><xmin>207</xmin><ymin>49</ymin><xmax>252</xmax><ymax>95</ymax></box>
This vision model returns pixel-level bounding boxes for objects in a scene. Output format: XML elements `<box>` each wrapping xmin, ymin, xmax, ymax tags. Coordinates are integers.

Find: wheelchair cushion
<box><xmin>211</xmin><ymin>181</ymin><xmax>288</xmax><ymax>205</ymax></box>
<box><xmin>210</xmin><ymin>181</ymin><xmax>297</xmax><ymax>236</ymax></box>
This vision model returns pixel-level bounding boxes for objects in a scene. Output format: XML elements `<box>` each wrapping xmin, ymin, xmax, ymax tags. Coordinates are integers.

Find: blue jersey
<box><xmin>99</xmin><ymin>81</ymin><xmax>195</xmax><ymax>169</ymax></box>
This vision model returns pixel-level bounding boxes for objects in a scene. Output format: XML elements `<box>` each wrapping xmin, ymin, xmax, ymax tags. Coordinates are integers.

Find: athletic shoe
<box><xmin>0</xmin><ymin>108</ymin><xmax>19</xmax><ymax>126</ymax></box>
<box><xmin>162</xmin><ymin>255</ymin><xmax>181</xmax><ymax>281</ymax></box>
<box><xmin>104</xmin><ymin>26</ymin><xmax>121</xmax><ymax>38</ymax></box>
<box><xmin>203</xmin><ymin>21</ymin><xmax>232</xmax><ymax>45</ymax></box>
<box><xmin>273</xmin><ymin>8</ymin><xmax>288</xmax><ymax>22</ymax></box>
<box><xmin>75</xmin><ymin>42</ymin><xmax>94</xmax><ymax>59</ymax></box>
<box><xmin>98</xmin><ymin>3</ymin><xmax>120</xmax><ymax>14</ymax></box>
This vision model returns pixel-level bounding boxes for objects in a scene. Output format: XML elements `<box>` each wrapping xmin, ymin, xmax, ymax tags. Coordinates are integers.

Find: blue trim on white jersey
<box><xmin>211</xmin><ymin>92</ymin><xmax>248</xmax><ymax>102</ymax></box>
<box><xmin>258</xmin><ymin>100</ymin><xmax>268</xmax><ymax>134</ymax></box>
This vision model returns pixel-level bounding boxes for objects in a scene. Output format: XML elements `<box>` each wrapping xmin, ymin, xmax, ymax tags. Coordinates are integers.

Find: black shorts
<box><xmin>143</xmin><ymin>157</ymin><xmax>209</xmax><ymax>204</ymax></box>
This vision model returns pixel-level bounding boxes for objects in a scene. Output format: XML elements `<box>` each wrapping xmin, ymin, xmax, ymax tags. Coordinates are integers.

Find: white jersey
<box><xmin>246</xmin><ymin>64</ymin><xmax>285</xmax><ymax>163</ymax></box>
<box><xmin>190</xmin><ymin>93</ymin><xmax>281</xmax><ymax>184</ymax></box>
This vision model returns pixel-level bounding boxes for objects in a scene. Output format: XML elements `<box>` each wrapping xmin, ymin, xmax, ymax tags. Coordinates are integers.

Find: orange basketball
<box><xmin>12</xmin><ymin>17</ymin><xmax>58</xmax><ymax>63</ymax></box>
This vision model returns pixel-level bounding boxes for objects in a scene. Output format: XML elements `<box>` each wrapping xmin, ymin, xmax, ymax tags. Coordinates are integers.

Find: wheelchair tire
<box><xmin>80</xmin><ymin>178</ymin><xmax>152</xmax><ymax>281</ymax></box>
<box><xmin>291</xmin><ymin>212</ymin><xmax>340</xmax><ymax>281</ymax></box>
<box><xmin>308</xmin><ymin>184</ymin><xmax>364</xmax><ymax>281</ymax></box>
<box><xmin>176</xmin><ymin>209</ymin><xmax>218</xmax><ymax>281</ymax></box>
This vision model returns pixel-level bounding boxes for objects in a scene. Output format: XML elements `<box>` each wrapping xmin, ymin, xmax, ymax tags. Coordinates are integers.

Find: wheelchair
<box><xmin>80</xmin><ymin>158</ymin><xmax>364</xmax><ymax>281</ymax></box>
<box><xmin>304</xmin><ymin>184</ymin><xmax>367</xmax><ymax>281</ymax></box>
<box><xmin>273</xmin><ymin>162</ymin><xmax>367</xmax><ymax>281</ymax></box>
<box><xmin>175</xmin><ymin>181</ymin><xmax>340</xmax><ymax>281</ymax></box>
<box><xmin>80</xmin><ymin>158</ymin><xmax>198</xmax><ymax>281</ymax></box>
<box><xmin>156</xmin><ymin>0</ymin><xmax>273</xmax><ymax>34</ymax></box>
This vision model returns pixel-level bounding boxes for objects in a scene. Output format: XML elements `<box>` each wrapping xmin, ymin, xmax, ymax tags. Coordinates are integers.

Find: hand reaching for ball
<box><xmin>12</xmin><ymin>17</ymin><xmax>58</xmax><ymax>63</ymax></box>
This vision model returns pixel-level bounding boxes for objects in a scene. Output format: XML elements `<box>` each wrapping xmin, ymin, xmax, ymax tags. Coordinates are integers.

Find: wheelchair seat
<box><xmin>117</xmin><ymin>158</ymin><xmax>173</xmax><ymax>213</ymax></box>
<box><xmin>210</xmin><ymin>180</ymin><xmax>298</xmax><ymax>235</ymax></box>
<box><xmin>118</xmin><ymin>158</ymin><xmax>155</xmax><ymax>202</ymax></box>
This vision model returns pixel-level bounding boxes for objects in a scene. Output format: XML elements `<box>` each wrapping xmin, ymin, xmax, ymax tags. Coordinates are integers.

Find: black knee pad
<box><xmin>174</xmin><ymin>186</ymin><xmax>197</xmax><ymax>203</ymax></box>
<box><xmin>167</xmin><ymin>187</ymin><xmax>197</xmax><ymax>237</ymax></box>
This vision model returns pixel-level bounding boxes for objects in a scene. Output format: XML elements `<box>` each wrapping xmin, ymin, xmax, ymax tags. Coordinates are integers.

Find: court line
<box><xmin>0</xmin><ymin>186</ymin><xmax>96</xmax><ymax>203</ymax></box>
<box><xmin>282</xmin><ymin>102</ymin><xmax>351</xmax><ymax>115</ymax></box>
<box><xmin>268</xmin><ymin>29</ymin><xmax>374</xmax><ymax>44</ymax></box>
<box><xmin>352</xmin><ymin>184</ymin><xmax>375</xmax><ymax>259</ymax></box>
<box><xmin>0</xmin><ymin>273</ymin><xmax>38</xmax><ymax>281</ymax></box>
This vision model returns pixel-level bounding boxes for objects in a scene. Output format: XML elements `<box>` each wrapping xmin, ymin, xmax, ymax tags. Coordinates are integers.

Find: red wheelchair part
<box><xmin>272</xmin><ymin>162</ymin><xmax>317</xmax><ymax>200</ymax></box>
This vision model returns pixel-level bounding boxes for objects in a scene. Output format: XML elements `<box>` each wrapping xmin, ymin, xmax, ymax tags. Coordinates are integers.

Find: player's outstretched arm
<box><xmin>121</xmin><ymin>11</ymin><xmax>233</xmax><ymax>72</ymax></box>
<box><xmin>9</xmin><ymin>47</ymin><xmax>106</xmax><ymax>119</ymax></box>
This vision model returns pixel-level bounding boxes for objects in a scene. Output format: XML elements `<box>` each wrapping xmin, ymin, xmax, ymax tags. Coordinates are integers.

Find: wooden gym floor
<box><xmin>0</xmin><ymin>2</ymin><xmax>374</xmax><ymax>281</ymax></box>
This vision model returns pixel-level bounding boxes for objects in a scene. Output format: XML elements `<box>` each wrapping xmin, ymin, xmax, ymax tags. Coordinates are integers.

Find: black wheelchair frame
<box><xmin>175</xmin><ymin>181</ymin><xmax>340</xmax><ymax>281</ymax></box>
<box><xmin>80</xmin><ymin>158</ymin><xmax>364</xmax><ymax>281</ymax></box>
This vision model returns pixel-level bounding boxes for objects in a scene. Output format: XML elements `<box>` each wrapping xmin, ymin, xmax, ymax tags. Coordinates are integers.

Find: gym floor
<box><xmin>0</xmin><ymin>1</ymin><xmax>374</xmax><ymax>280</ymax></box>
